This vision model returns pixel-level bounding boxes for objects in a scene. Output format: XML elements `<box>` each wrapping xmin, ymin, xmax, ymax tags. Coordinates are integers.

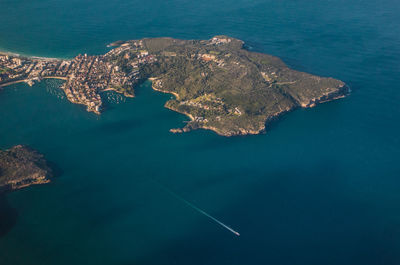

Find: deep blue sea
<box><xmin>1</xmin><ymin>0</ymin><xmax>400</xmax><ymax>264</ymax></box>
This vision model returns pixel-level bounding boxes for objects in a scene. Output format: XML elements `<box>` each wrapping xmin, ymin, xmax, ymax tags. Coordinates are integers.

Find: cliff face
<box><xmin>0</xmin><ymin>145</ymin><xmax>53</xmax><ymax>193</ymax></box>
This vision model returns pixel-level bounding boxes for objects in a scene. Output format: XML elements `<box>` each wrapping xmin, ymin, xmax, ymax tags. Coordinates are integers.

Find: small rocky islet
<box><xmin>0</xmin><ymin>36</ymin><xmax>349</xmax><ymax>137</ymax></box>
<box><xmin>0</xmin><ymin>145</ymin><xmax>53</xmax><ymax>194</ymax></box>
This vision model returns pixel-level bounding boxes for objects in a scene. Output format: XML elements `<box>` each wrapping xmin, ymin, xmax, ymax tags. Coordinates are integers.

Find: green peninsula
<box><xmin>0</xmin><ymin>36</ymin><xmax>348</xmax><ymax>136</ymax></box>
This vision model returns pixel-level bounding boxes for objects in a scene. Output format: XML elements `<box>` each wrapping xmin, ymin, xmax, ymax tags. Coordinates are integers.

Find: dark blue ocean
<box><xmin>1</xmin><ymin>0</ymin><xmax>400</xmax><ymax>264</ymax></box>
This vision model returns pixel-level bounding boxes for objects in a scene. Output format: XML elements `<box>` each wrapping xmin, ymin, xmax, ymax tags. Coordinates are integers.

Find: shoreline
<box><xmin>149</xmin><ymin>79</ymin><xmax>191</xmax><ymax>121</ymax></box>
<box><xmin>101</xmin><ymin>87</ymin><xmax>135</xmax><ymax>98</ymax></box>
<box><xmin>152</xmin><ymin>81</ymin><xmax>347</xmax><ymax>137</ymax></box>
<box><xmin>149</xmin><ymin>77</ymin><xmax>180</xmax><ymax>100</ymax></box>
<box><xmin>149</xmin><ymin>79</ymin><xmax>240</xmax><ymax>137</ymax></box>
<box><xmin>1</xmin><ymin>75</ymin><xmax>348</xmax><ymax>137</ymax></box>
<box><xmin>0</xmin><ymin>76</ymin><xmax>68</xmax><ymax>88</ymax></box>
<box><xmin>0</xmin><ymin>50</ymin><xmax>70</xmax><ymax>60</ymax></box>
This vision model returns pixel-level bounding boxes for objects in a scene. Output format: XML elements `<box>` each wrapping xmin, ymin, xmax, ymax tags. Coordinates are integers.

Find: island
<box><xmin>0</xmin><ymin>145</ymin><xmax>53</xmax><ymax>193</ymax></box>
<box><xmin>0</xmin><ymin>36</ymin><xmax>349</xmax><ymax>136</ymax></box>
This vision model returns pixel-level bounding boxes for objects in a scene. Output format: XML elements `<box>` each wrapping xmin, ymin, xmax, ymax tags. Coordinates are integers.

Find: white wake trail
<box><xmin>155</xmin><ymin>180</ymin><xmax>240</xmax><ymax>237</ymax></box>
<box><xmin>184</xmin><ymin>199</ymin><xmax>241</xmax><ymax>236</ymax></box>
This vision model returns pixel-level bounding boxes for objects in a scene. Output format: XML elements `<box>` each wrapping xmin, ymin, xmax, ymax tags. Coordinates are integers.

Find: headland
<box><xmin>0</xmin><ymin>36</ymin><xmax>348</xmax><ymax>136</ymax></box>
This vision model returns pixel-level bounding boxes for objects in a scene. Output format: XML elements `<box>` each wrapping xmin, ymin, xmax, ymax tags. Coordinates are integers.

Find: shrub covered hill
<box><xmin>137</xmin><ymin>36</ymin><xmax>348</xmax><ymax>136</ymax></box>
<box><xmin>0</xmin><ymin>145</ymin><xmax>53</xmax><ymax>193</ymax></box>
<box><xmin>0</xmin><ymin>36</ymin><xmax>348</xmax><ymax>136</ymax></box>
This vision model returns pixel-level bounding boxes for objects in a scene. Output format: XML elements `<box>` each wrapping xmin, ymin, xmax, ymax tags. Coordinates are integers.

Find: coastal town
<box><xmin>0</xmin><ymin>40</ymin><xmax>156</xmax><ymax>114</ymax></box>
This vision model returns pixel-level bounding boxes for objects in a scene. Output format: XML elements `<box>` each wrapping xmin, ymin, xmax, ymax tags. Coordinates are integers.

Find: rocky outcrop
<box><xmin>299</xmin><ymin>84</ymin><xmax>350</xmax><ymax>108</ymax></box>
<box><xmin>0</xmin><ymin>145</ymin><xmax>53</xmax><ymax>193</ymax></box>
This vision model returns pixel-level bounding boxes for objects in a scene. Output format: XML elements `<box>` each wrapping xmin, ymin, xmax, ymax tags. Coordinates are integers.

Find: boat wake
<box><xmin>153</xmin><ymin>180</ymin><xmax>240</xmax><ymax>237</ymax></box>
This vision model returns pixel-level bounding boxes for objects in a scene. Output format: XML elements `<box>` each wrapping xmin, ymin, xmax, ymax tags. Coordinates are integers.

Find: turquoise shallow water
<box><xmin>1</xmin><ymin>0</ymin><xmax>400</xmax><ymax>264</ymax></box>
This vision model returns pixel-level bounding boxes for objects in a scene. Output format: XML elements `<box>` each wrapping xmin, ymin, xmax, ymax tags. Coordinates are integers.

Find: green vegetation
<box><xmin>128</xmin><ymin>36</ymin><xmax>347</xmax><ymax>136</ymax></box>
<box><xmin>109</xmin><ymin>85</ymin><xmax>134</xmax><ymax>97</ymax></box>
<box><xmin>0</xmin><ymin>145</ymin><xmax>53</xmax><ymax>193</ymax></box>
